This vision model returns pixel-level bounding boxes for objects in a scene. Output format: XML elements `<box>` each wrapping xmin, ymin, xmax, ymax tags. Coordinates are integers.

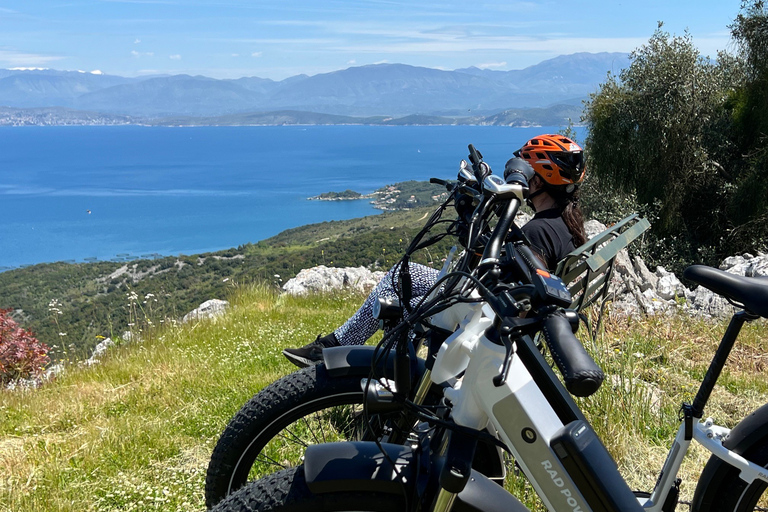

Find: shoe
<box><xmin>283</xmin><ymin>333</ymin><xmax>339</xmax><ymax>368</ymax></box>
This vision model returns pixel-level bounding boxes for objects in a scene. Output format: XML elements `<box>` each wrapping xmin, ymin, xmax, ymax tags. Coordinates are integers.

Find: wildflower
<box><xmin>59</xmin><ymin>332</ymin><xmax>67</xmax><ymax>337</ymax></box>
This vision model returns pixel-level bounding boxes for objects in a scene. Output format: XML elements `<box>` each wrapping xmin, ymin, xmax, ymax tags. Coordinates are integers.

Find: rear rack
<box><xmin>555</xmin><ymin>214</ymin><xmax>651</xmax><ymax>330</ymax></box>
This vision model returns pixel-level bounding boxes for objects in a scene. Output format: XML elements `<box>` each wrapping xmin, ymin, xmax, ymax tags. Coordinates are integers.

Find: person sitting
<box><xmin>282</xmin><ymin>134</ymin><xmax>587</xmax><ymax>368</ymax></box>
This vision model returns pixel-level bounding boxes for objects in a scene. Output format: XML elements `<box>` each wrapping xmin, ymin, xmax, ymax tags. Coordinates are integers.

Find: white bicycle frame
<box><xmin>426</xmin><ymin>304</ymin><xmax>768</xmax><ymax>512</ymax></box>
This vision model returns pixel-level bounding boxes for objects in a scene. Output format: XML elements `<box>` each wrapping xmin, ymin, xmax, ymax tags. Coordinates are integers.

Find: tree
<box><xmin>727</xmin><ymin>0</ymin><xmax>768</xmax><ymax>249</ymax></box>
<box><xmin>584</xmin><ymin>27</ymin><xmax>744</xmax><ymax>268</ymax></box>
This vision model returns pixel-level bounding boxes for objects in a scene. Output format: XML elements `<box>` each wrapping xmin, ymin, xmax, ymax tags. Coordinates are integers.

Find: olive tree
<box><xmin>584</xmin><ymin>27</ymin><xmax>743</xmax><ymax>267</ymax></box>
<box><xmin>727</xmin><ymin>0</ymin><xmax>768</xmax><ymax>249</ymax></box>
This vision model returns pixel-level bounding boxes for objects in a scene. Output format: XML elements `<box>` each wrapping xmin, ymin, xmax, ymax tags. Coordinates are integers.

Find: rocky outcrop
<box><xmin>282</xmin><ymin>265</ymin><xmax>387</xmax><ymax>296</ymax></box>
<box><xmin>182</xmin><ymin>299</ymin><xmax>230</xmax><ymax>322</ymax></box>
<box><xmin>606</xmin><ymin>242</ymin><xmax>768</xmax><ymax>319</ymax></box>
<box><xmin>281</xmin><ymin>220</ymin><xmax>767</xmax><ymax>321</ymax></box>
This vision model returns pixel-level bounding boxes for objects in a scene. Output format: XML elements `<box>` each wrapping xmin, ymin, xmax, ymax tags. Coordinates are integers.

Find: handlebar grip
<box><xmin>541</xmin><ymin>313</ymin><xmax>604</xmax><ymax>397</ymax></box>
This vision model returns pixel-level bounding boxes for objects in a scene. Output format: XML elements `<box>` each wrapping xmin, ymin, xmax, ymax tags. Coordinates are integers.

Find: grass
<box><xmin>1</xmin><ymin>285</ymin><xmax>767</xmax><ymax>511</ymax></box>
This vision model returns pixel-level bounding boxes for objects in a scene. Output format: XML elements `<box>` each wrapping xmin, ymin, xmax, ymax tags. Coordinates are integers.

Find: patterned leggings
<box><xmin>334</xmin><ymin>263</ymin><xmax>440</xmax><ymax>346</ymax></box>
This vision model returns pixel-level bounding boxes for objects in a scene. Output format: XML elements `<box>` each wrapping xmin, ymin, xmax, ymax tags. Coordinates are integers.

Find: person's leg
<box><xmin>282</xmin><ymin>263</ymin><xmax>439</xmax><ymax>367</ymax></box>
<box><xmin>334</xmin><ymin>263</ymin><xmax>439</xmax><ymax>346</ymax></box>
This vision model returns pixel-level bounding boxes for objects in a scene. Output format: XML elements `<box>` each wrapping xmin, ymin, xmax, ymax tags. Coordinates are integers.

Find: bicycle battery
<box><xmin>550</xmin><ymin>420</ymin><xmax>643</xmax><ymax>512</ymax></box>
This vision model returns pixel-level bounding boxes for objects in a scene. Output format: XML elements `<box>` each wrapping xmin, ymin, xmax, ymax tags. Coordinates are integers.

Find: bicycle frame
<box><xmin>429</xmin><ymin>305</ymin><xmax>768</xmax><ymax>512</ymax></box>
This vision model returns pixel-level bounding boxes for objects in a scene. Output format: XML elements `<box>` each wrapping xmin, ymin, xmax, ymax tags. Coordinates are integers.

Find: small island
<box><xmin>311</xmin><ymin>180</ymin><xmax>449</xmax><ymax>211</ymax></box>
<box><xmin>309</xmin><ymin>189</ymin><xmax>367</xmax><ymax>201</ymax></box>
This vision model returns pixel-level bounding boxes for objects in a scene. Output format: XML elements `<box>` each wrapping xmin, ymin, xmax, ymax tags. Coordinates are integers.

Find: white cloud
<box><xmin>231</xmin><ymin>53</ymin><xmax>240</xmax><ymax>57</ymax></box>
<box><xmin>169</xmin><ymin>54</ymin><xmax>181</xmax><ymax>60</ymax></box>
<box><xmin>134</xmin><ymin>38</ymin><xmax>141</xmax><ymax>44</ymax></box>
<box><xmin>347</xmin><ymin>59</ymin><xmax>356</xmax><ymax>65</ymax></box>
<box><xmin>477</xmin><ymin>61</ymin><xmax>507</xmax><ymax>69</ymax></box>
<box><xmin>131</xmin><ymin>50</ymin><xmax>154</xmax><ymax>57</ymax></box>
<box><xmin>0</xmin><ymin>49</ymin><xmax>65</xmax><ymax>67</ymax></box>
<box><xmin>251</xmin><ymin>51</ymin><xmax>262</xmax><ymax>57</ymax></box>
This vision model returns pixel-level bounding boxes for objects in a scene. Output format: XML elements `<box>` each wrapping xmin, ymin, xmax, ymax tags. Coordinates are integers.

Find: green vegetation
<box><xmin>312</xmin><ymin>189</ymin><xmax>364</xmax><ymax>200</ymax></box>
<box><xmin>2</xmin><ymin>284</ymin><xmax>767</xmax><ymax>511</ymax></box>
<box><xmin>583</xmin><ymin>2</ymin><xmax>768</xmax><ymax>272</ymax></box>
<box><xmin>372</xmin><ymin>180</ymin><xmax>449</xmax><ymax>210</ymax></box>
<box><xmin>0</xmin><ymin>203</ymin><xmax>453</xmax><ymax>361</ymax></box>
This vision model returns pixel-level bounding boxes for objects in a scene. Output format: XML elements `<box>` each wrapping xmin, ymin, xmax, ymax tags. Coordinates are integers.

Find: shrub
<box><xmin>0</xmin><ymin>308</ymin><xmax>50</xmax><ymax>384</ymax></box>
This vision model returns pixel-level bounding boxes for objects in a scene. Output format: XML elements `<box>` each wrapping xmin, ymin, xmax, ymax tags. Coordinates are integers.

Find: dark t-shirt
<box><xmin>521</xmin><ymin>208</ymin><xmax>575</xmax><ymax>271</ymax></box>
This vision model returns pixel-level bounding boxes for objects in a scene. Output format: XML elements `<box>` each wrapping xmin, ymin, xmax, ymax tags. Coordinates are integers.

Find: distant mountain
<box><xmin>0</xmin><ymin>69</ymin><xmax>134</xmax><ymax>108</ymax></box>
<box><xmin>455</xmin><ymin>52</ymin><xmax>630</xmax><ymax>106</ymax></box>
<box><xmin>73</xmin><ymin>75</ymin><xmax>266</xmax><ymax>116</ymax></box>
<box><xmin>0</xmin><ymin>52</ymin><xmax>629</xmax><ymax>118</ymax></box>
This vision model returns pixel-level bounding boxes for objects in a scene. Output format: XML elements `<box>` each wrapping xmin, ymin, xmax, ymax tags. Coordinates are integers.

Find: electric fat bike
<box><xmin>211</xmin><ymin>177</ymin><xmax>768</xmax><ymax>512</ymax></box>
<box><xmin>205</xmin><ymin>147</ymin><xmax>537</xmax><ymax>508</ymax></box>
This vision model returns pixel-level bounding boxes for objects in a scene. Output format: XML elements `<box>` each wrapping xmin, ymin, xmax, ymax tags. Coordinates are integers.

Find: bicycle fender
<box><xmin>303</xmin><ymin>441</ymin><xmax>529</xmax><ymax>512</ymax></box>
<box><xmin>692</xmin><ymin>402</ymin><xmax>768</xmax><ymax>510</ymax></box>
<box><xmin>304</xmin><ymin>441</ymin><xmax>415</xmax><ymax>496</ymax></box>
<box><xmin>323</xmin><ymin>345</ymin><xmax>425</xmax><ymax>379</ymax></box>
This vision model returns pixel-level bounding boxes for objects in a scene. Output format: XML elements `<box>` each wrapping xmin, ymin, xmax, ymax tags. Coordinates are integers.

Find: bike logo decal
<box><xmin>541</xmin><ymin>460</ymin><xmax>584</xmax><ymax>512</ymax></box>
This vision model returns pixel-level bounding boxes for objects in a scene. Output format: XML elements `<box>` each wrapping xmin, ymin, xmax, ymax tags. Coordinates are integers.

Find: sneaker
<box><xmin>282</xmin><ymin>333</ymin><xmax>339</xmax><ymax>368</ymax></box>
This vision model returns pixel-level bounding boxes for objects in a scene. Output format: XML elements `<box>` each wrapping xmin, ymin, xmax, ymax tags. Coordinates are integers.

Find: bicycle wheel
<box><xmin>205</xmin><ymin>364</ymin><xmax>396</xmax><ymax>509</ymax></box>
<box><xmin>692</xmin><ymin>406</ymin><xmax>768</xmax><ymax>512</ymax></box>
<box><xmin>210</xmin><ymin>465</ymin><xmax>405</xmax><ymax>512</ymax></box>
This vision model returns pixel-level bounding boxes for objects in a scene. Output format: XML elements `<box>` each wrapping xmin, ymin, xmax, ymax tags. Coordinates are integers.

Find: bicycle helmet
<box><xmin>514</xmin><ymin>134</ymin><xmax>585</xmax><ymax>191</ymax></box>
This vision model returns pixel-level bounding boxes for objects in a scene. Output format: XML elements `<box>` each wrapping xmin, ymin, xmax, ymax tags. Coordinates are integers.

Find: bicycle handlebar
<box><xmin>541</xmin><ymin>312</ymin><xmax>604</xmax><ymax>397</ymax></box>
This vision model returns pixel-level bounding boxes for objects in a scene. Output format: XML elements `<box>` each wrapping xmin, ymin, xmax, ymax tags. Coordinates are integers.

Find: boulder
<box><xmin>182</xmin><ymin>299</ymin><xmax>230</xmax><ymax>322</ymax></box>
<box><xmin>85</xmin><ymin>337</ymin><xmax>115</xmax><ymax>366</ymax></box>
<box><xmin>282</xmin><ymin>265</ymin><xmax>386</xmax><ymax>296</ymax></box>
<box><xmin>655</xmin><ymin>267</ymin><xmax>686</xmax><ymax>301</ymax></box>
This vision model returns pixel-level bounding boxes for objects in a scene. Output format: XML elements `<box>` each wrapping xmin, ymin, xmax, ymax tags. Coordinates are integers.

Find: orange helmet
<box><xmin>515</xmin><ymin>134</ymin><xmax>585</xmax><ymax>189</ymax></box>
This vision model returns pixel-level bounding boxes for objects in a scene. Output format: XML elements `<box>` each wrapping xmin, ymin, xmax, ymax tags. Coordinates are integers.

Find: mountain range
<box><xmin>0</xmin><ymin>52</ymin><xmax>629</xmax><ymax>120</ymax></box>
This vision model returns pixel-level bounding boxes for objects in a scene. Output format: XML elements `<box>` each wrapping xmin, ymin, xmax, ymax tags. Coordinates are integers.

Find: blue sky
<box><xmin>0</xmin><ymin>0</ymin><xmax>744</xmax><ymax>80</ymax></box>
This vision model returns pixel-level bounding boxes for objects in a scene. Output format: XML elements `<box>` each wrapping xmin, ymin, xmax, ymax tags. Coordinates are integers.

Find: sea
<box><xmin>0</xmin><ymin>125</ymin><xmax>585</xmax><ymax>270</ymax></box>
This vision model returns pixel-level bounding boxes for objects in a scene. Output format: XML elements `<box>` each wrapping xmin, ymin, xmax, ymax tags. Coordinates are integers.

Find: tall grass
<box><xmin>0</xmin><ymin>284</ymin><xmax>366</xmax><ymax>511</ymax></box>
<box><xmin>1</xmin><ymin>286</ymin><xmax>767</xmax><ymax>511</ymax></box>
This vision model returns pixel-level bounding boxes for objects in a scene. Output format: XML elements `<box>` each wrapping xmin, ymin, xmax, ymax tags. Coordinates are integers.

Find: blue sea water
<box><xmin>0</xmin><ymin>125</ymin><xmax>583</xmax><ymax>269</ymax></box>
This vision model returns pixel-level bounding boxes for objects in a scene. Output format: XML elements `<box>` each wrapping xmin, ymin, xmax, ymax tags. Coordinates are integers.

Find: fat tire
<box><xmin>692</xmin><ymin>405</ymin><xmax>768</xmax><ymax>512</ymax></box>
<box><xmin>210</xmin><ymin>465</ymin><xmax>405</xmax><ymax>512</ymax></box>
<box><xmin>205</xmin><ymin>365</ymin><xmax>367</xmax><ymax>509</ymax></box>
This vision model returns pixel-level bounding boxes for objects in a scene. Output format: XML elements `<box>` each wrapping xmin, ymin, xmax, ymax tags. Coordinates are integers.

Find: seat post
<box><xmin>691</xmin><ymin>310</ymin><xmax>757</xmax><ymax>417</ymax></box>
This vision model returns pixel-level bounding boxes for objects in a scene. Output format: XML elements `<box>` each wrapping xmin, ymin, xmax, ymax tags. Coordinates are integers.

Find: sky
<box><xmin>0</xmin><ymin>0</ymin><xmax>746</xmax><ymax>80</ymax></box>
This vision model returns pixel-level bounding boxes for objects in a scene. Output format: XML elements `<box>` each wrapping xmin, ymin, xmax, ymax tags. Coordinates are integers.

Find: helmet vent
<box><xmin>543</xmin><ymin>164</ymin><xmax>553</xmax><ymax>171</ymax></box>
<box><xmin>536</xmin><ymin>152</ymin><xmax>546</xmax><ymax>159</ymax></box>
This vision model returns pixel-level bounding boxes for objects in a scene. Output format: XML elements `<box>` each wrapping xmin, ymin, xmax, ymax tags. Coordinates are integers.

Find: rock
<box><xmin>633</xmin><ymin>256</ymin><xmax>658</xmax><ymax>292</ymax></box>
<box><xmin>655</xmin><ymin>267</ymin><xmax>686</xmax><ymax>301</ymax></box>
<box><xmin>282</xmin><ymin>265</ymin><xmax>386</xmax><ymax>296</ymax></box>
<box><xmin>688</xmin><ymin>286</ymin><xmax>736</xmax><ymax>319</ymax></box>
<box><xmin>85</xmin><ymin>338</ymin><xmax>115</xmax><ymax>366</ymax></box>
<box><xmin>182</xmin><ymin>299</ymin><xmax>230</xmax><ymax>322</ymax></box>
<box><xmin>584</xmin><ymin>220</ymin><xmax>608</xmax><ymax>240</ymax></box>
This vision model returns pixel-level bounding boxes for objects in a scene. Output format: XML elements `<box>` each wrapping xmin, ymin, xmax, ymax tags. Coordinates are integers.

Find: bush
<box><xmin>0</xmin><ymin>309</ymin><xmax>50</xmax><ymax>384</ymax></box>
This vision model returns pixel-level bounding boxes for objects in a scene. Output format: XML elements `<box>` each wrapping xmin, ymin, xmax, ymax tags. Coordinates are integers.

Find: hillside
<box><xmin>2</xmin><ymin>284</ymin><xmax>767</xmax><ymax>511</ymax></box>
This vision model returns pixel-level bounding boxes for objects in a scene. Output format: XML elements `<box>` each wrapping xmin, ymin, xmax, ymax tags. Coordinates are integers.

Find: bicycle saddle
<box><xmin>683</xmin><ymin>265</ymin><xmax>768</xmax><ymax>318</ymax></box>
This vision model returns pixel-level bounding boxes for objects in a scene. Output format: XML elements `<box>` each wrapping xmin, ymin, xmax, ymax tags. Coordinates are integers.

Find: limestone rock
<box><xmin>183</xmin><ymin>299</ymin><xmax>230</xmax><ymax>322</ymax></box>
<box><xmin>85</xmin><ymin>337</ymin><xmax>115</xmax><ymax>366</ymax></box>
<box><xmin>282</xmin><ymin>265</ymin><xmax>386</xmax><ymax>296</ymax></box>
